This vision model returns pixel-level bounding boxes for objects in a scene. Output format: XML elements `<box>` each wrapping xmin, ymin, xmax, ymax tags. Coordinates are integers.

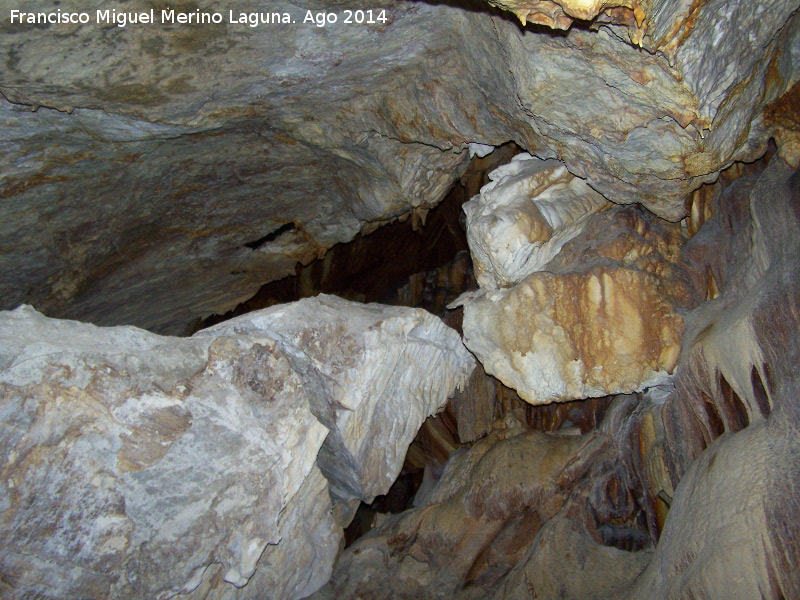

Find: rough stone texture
<box><xmin>0</xmin><ymin>305</ymin><xmax>331</xmax><ymax>600</ymax></box>
<box><xmin>630</xmin><ymin>158</ymin><xmax>800</xmax><ymax>599</ymax></box>
<box><xmin>483</xmin><ymin>0</ymin><xmax>641</xmax><ymax>27</ymax></box>
<box><xmin>463</xmin><ymin>153</ymin><xmax>610</xmax><ymax>290</ymax></box>
<box><xmin>765</xmin><ymin>81</ymin><xmax>800</xmax><ymax>167</ymax></box>
<box><xmin>312</xmin><ymin>160</ymin><xmax>800</xmax><ymax>600</ymax></box>
<box><xmin>499</xmin><ymin>158</ymin><xmax>800</xmax><ymax>600</ymax></box>
<box><xmin>2</xmin><ymin>0</ymin><xmax>800</xmax><ymax>332</ymax></box>
<box><xmin>0</xmin><ymin>296</ymin><xmax>474</xmax><ymax>600</ymax></box>
<box><xmin>460</xmin><ymin>203</ymin><xmax>692</xmax><ymax>404</ymax></box>
<box><xmin>311</xmin><ymin>389</ymin><xmax>664</xmax><ymax>600</ymax></box>
<box><xmin>197</xmin><ymin>295</ymin><xmax>476</xmax><ymax>506</ymax></box>
<box><xmin>448</xmin><ymin>362</ymin><xmax>498</xmax><ymax>444</ymax></box>
<box><xmin>310</xmin><ymin>427</ymin><xmax>629</xmax><ymax>600</ymax></box>
<box><xmin>496</xmin><ymin>515</ymin><xmax>653</xmax><ymax>600</ymax></box>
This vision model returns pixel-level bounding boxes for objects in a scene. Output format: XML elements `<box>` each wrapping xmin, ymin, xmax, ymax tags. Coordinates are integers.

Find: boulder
<box><xmin>460</xmin><ymin>200</ymin><xmax>692</xmax><ymax>404</ymax></box>
<box><xmin>0</xmin><ymin>296</ymin><xmax>474</xmax><ymax>599</ymax></box>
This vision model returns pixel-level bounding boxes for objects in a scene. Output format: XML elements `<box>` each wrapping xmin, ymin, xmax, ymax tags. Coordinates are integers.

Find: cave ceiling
<box><xmin>2</xmin><ymin>0</ymin><xmax>800</xmax><ymax>333</ymax></box>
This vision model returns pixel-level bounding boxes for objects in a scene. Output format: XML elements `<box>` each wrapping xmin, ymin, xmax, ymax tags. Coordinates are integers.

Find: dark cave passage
<box><xmin>193</xmin><ymin>143</ymin><xmax>522</xmax><ymax>333</ymax></box>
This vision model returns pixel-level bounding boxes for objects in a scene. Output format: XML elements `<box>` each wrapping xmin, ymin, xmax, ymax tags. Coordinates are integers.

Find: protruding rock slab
<box><xmin>3</xmin><ymin>0</ymin><xmax>799</xmax><ymax>332</ymax></box>
<box><xmin>0</xmin><ymin>305</ymin><xmax>329</xmax><ymax>600</ymax></box>
<box><xmin>199</xmin><ymin>295</ymin><xmax>476</xmax><ymax>505</ymax></box>
<box><xmin>0</xmin><ymin>296</ymin><xmax>474</xmax><ymax>600</ymax></box>
<box><xmin>460</xmin><ymin>203</ymin><xmax>690</xmax><ymax>405</ymax></box>
<box><xmin>464</xmin><ymin>153</ymin><xmax>610</xmax><ymax>290</ymax></box>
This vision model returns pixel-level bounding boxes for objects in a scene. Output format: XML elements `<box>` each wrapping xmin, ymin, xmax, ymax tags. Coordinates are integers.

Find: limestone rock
<box><xmin>0</xmin><ymin>296</ymin><xmax>474</xmax><ymax>599</ymax></box>
<box><xmin>310</xmin><ymin>427</ymin><xmax>623</xmax><ymax>600</ymax></box>
<box><xmin>627</xmin><ymin>159</ymin><xmax>800</xmax><ymax>600</ymax></box>
<box><xmin>2</xmin><ymin>0</ymin><xmax>799</xmax><ymax>332</ymax></box>
<box><xmin>448</xmin><ymin>362</ymin><xmax>498</xmax><ymax>444</ymax></box>
<box><xmin>198</xmin><ymin>295</ymin><xmax>476</xmax><ymax>505</ymax></box>
<box><xmin>492</xmin><ymin>159</ymin><xmax>800</xmax><ymax>600</ymax></box>
<box><xmin>312</xmin><ymin>389</ymin><xmax>666</xmax><ymax>600</ymax></box>
<box><xmin>482</xmin><ymin>0</ymin><xmax>645</xmax><ymax>34</ymax></box>
<box><xmin>460</xmin><ymin>205</ymin><xmax>689</xmax><ymax>405</ymax></box>
<box><xmin>309</xmin><ymin>161</ymin><xmax>800</xmax><ymax>600</ymax></box>
<box><xmin>468</xmin><ymin>158</ymin><xmax>800</xmax><ymax>600</ymax></box>
<box><xmin>463</xmin><ymin>153</ymin><xmax>610</xmax><ymax>290</ymax></box>
<box><xmin>497</xmin><ymin>516</ymin><xmax>653</xmax><ymax>600</ymax></box>
<box><xmin>0</xmin><ymin>306</ymin><xmax>331</xmax><ymax>600</ymax></box>
<box><xmin>765</xmin><ymin>82</ymin><xmax>800</xmax><ymax>168</ymax></box>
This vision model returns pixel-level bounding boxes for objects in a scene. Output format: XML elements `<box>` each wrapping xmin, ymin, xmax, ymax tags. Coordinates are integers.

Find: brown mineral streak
<box><xmin>652</xmin><ymin>0</ymin><xmax>709</xmax><ymax>56</ymax></box>
<box><xmin>500</xmin><ymin>265</ymin><xmax>680</xmax><ymax>394</ymax></box>
<box><xmin>117</xmin><ymin>405</ymin><xmax>192</xmax><ymax>473</ymax></box>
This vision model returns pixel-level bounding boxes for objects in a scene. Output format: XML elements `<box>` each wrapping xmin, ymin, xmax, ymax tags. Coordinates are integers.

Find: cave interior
<box><xmin>1</xmin><ymin>1</ymin><xmax>800</xmax><ymax>599</ymax></box>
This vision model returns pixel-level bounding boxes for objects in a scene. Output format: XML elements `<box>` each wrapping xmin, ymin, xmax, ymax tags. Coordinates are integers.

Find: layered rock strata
<box><xmin>624</xmin><ymin>157</ymin><xmax>800</xmax><ymax>600</ymax></box>
<box><xmin>0</xmin><ymin>295</ymin><xmax>474</xmax><ymax>600</ymax></box>
<box><xmin>3</xmin><ymin>0</ymin><xmax>799</xmax><ymax>332</ymax></box>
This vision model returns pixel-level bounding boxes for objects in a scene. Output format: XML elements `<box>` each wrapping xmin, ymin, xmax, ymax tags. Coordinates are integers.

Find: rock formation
<box><xmin>464</xmin><ymin>153</ymin><xmax>610</xmax><ymax>290</ymax></box>
<box><xmin>458</xmin><ymin>161</ymin><xmax>695</xmax><ymax>403</ymax></box>
<box><xmin>309</xmin><ymin>153</ymin><xmax>800</xmax><ymax>600</ymax></box>
<box><xmin>2</xmin><ymin>0</ymin><xmax>800</xmax><ymax>598</ymax></box>
<box><xmin>0</xmin><ymin>296</ymin><xmax>474</xmax><ymax>599</ymax></box>
<box><xmin>2</xmin><ymin>0</ymin><xmax>799</xmax><ymax>332</ymax></box>
<box><xmin>631</xmin><ymin>158</ymin><xmax>800</xmax><ymax>599</ymax></box>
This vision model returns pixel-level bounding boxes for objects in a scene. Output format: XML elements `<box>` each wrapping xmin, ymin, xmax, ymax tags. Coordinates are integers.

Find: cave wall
<box><xmin>3</xmin><ymin>1</ymin><xmax>800</xmax><ymax>599</ymax></box>
<box><xmin>310</xmin><ymin>152</ymin><xmax>800</xmax><ymax>600</ymax></box>
<box><xmin>3</xmin><ymin>0</ymin><xmax>800</xmax><ymax>333</ymax></box>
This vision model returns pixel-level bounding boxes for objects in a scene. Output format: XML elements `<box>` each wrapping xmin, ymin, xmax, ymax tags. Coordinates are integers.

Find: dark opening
<box><xmin>718</xmin><ymin>374</ymin><xmax>750</xmax><ymax>432</ymax></box>
<box><xmin>242</xmin><ymin>222</ymin><xmax>297</xmax><ymax>250</ymax></box>
<box><xmin>751</xmin><ymin>365</ymin><xmax>772</xmax><ymax>418</ymax></box>
<box><xmin>196</xmin><ymin>145</ymin><xmax>523</xmax><ymax>330</ymax></box>
<box><xmin>701</xmin><ymin>391</ymin><xmax>726</xmax><ymax>439</ymax></box>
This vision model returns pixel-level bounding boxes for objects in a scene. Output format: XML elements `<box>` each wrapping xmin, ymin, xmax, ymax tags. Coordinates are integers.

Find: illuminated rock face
<box><xmin>2</xmin><ymin>0</ymin><xmax>799</xmax><ymax>332</ymax></box>
<box><xmin>462</xmin><ymin>266</ymin><xmax>683</xmax><ymax>404</ymax></box>
<box><xmin>459</xmin><ymin>165</ymin><xmax>691</xmax><ymax>405</ymax></box>
<box><xmin>312</xmin><ymin>159</ymin><xmax>800</xmax><ymax>600</ymax></box>
<box><xmin>2</xmin><ymin>0</ymin><xmax>800</xmax><ymax>598</ymax></box>
<box><xmin>0</xmin><ymin>296</ymin><xmax>473</xmax><ymax>600</ymax></box>
<box><xmin>197</xmin><ymin>295</ymin><xmax>476</xmax><ymax>507</ymax></box>
<box><xmin>464</xmin><ymin>153</ymin><xmax>610</xmax><ymax>290</ymax></box>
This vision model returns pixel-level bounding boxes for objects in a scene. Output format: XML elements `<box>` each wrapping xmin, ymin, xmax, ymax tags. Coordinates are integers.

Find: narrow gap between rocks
<box><xmin>189</xmin><ymin>141</ymin><xmax>676</xmax><ymax>551</ymax></box>
<box><xmin>191</xmin><ymin>142</ymin><xmax>521</xmax><ymax>332</ymax></box>
<box><xmin>191</xmin><ymin>148</ymin><xmax>777</xmax><ymax>553</ymax></box>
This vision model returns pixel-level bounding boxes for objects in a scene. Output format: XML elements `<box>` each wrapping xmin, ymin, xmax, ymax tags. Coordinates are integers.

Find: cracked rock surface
<box><xmin>3</xmin><ymin>0</ymin><xmax>799</xmax><ymax>332</ymax></box>
<box><xmin>458</xmin><ymin>160</ymin><xmax>695</xmax><ymax>404</ymax></box>
<box><xmin>310</xmin><ymin>154</ymin><xmax>800</xmax><ymax>600</ymax></box>
<box><xmin>0</xmin><ymin>296</ymin><xmax>474</xmax><ymax>600</ymax></box>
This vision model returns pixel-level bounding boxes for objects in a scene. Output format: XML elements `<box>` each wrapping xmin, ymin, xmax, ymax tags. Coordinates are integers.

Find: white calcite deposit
<box><xmin>458</xmin><ymin>157</ymin><xmax>688</xmax><ymax>404</ymax></box>
<box><xmin>463</xmin><ymin>153</ymin><xmax>609</xmax><ymax>290</ymax></box>
<box><xmin>0</xmin><ymin>296</ymin><xmax>474</xmax><ymax>600</ymax></box>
